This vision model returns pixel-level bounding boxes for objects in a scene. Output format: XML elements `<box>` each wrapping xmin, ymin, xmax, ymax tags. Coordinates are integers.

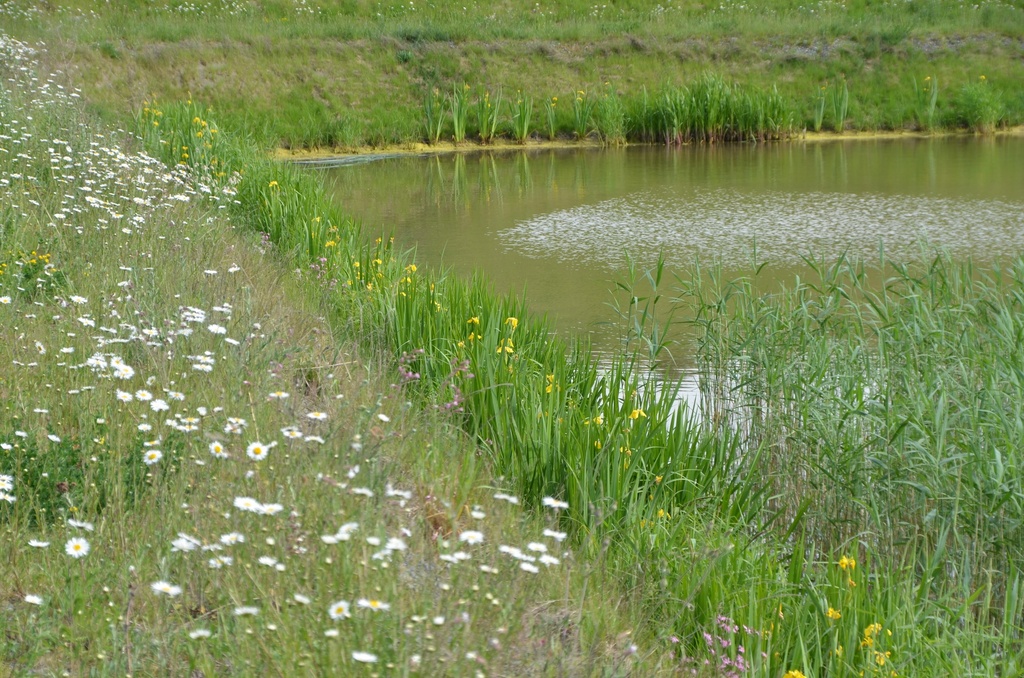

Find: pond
<box><xmin>320</xmin><ymin>137</ymin><xmax>1024</xmax><ymax>354</ymax></box>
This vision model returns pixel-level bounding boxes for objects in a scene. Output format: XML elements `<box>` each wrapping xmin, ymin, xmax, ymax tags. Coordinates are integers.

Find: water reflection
<box><xmin>322</xmin><ymin>138</ymin><xmax>1024</xmax><ymax>346</ymax></box>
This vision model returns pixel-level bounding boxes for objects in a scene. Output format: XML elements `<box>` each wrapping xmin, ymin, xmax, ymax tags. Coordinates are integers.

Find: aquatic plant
<box><xmin>953</xmin><ymin>74</ymin><xmax>1004</xmax><ymax>133</ymax></box>
<box><xmin>475</xmin><ymin>87</ymin><xmax>502</xmax><ymax>143</ymax></box>
<box><xmin>830</xmin><ymin>75</ymin><xmax>849</xmax><ymax>131</ymax></box>
<box><xmin>508</xmin><ymin>90</ymin><xmax>533</xmax><ymax>144</ymax></box>
<box><xmin>813</xmin><ymin>82</ymin><xmax>827</xmax><ymax>132</ymax></box>
<box><xmin>543</xmin><ymin>95</ymin><xmax>559</xmax><ymax>140</ymax></box>
<box><xmin>912</xmin><ymin>74</ymin><xmax>939</xmax><ymax>131</ymax></box>
<box><xmin>448</xmin><ymin>82</ymin><xmax>470</xmax><ymax>144</ymax></box>
<box><xmin>571</xmin><ymin>88</ymin><xmax>596</xmax><ymax>140</ymax></box>
<box><xmin>595</xmin><ymin>82</ymin><xmax>627</xmax><ymax>145</ymax></box>
<box><xmin>423</xmin><ymin>86</ymin><xmax>445</xmax><ymax>144</ymax></box>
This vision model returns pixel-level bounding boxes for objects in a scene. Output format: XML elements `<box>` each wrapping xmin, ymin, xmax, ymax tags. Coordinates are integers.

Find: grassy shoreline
<box><xmin>0</xmin><ymin>0</ymin><xmax>1018</xmax><ymax>152</ymax></box>
<box><xmin>4</xmin><ymin>2</ymin><xmax>1024</xmax><ymax>674</ymax></box>
<box><xmin>127</xmin><ymin>69</ymin><xmax>1024</xmax><ymax>678</ymax></box>
<box><xmin>274</xmin><ymin>123</ymin><xmax>1024</xmax><ymax>161</ymax></box>
<box><xmin>0</xmin><ymin>33</ymin><xmax>647</xmax><ymax>675</ymax></box>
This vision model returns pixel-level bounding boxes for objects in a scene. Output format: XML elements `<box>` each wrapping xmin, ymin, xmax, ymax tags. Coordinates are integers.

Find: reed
<box><xmin>571</xmin><ymin>88</ymin><xmax>596</xmax><ymax>140</ymax></box>
<box><xmin>423</xmin><ymin>86</ymin><xmax>445</xmax><ymax>144</ymax></box>
<box><xmin>813</xmin><ymin>82</ymin><xmax>827</xmax><ymax>132</ymax></box>
<box><xmin>830</xmin><ymin>75</ymin><xmax>850</xmax><ymax>131</ymax></box>
<box><xmin>448</xmin><ymin>82</ymin><xmax>470</xmax><ymax>144</ymax></box>
<box><xmin>912</xmin><ymin>74</ymin><xmax>939</xmax><ymax>131</ymax></box>
<box><xmin>136</xmin><ymin>89</ymin><xmax>1024</xmax><ymax>677</ymax></box>
<box><xmin>594</xmin><ymin>83</ymin><xmax>627</xmax><ymax>145</ymax></box>
<box><xmin>623</xmin><ymin>75</ymin><xmax>795</xmax><ymax>145</ymax></box>
<box><xmin>474</xmin><ymin>87</ymin><xmax>502</xmax><ymax>143</ymax></box>
<box><xmin>508</xmin><ymin>90</ymin><xmax>533</xmax><ymax>144</ymax></box>
<box><xmin>952</xmin><ymin>75</ymin><xmax>1005</xmax><ymax>133</ymax></box>
<box><xmin>543</xmin><ymin>95</ymin><xmax>559</xmax><ymax>140</ymax></box>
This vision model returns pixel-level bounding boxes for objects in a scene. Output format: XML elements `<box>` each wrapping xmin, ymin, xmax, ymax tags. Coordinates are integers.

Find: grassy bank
<box><xmin>4</xmin><ymin>7</ymin><xmax>1024</xmax><ymax>676</ymax></box>
<box><xmin>1</xmin><ymin>0</ymin><xmax>1022</xmax><ymax>150</ymax></box>
<box><xmin>0</xmin><ymin>34</ymin><xmax>648</xmax><ymax>675</ymax></box>
<box><xmin>126</xmin><ymin>63</ymin><xmax>1024</xmax><ymax>678</ymax></box>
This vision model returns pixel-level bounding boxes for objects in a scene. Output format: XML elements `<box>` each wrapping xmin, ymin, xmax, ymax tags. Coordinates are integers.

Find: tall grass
<box><xmin>448</xmin><ymin>82</ymin><xmax>470</xmax><ymax>144</ymax></box>
<box><xmin>682</xmin><ymin>254</ymin><xmax>1024</xmax><ymax>599</ymax></box>
<box><xmin>913</xmin><ymin>74</ymin><xmax>940</xmax><ymax>131</ymax></box>
<box><xmin>508</xmin><ymin>90</ymin><xmax>533</xmax><ymax>144</ymax></box>
<box><xmin>0</xmin><ymin>34</ymin><xmax>650</xmax><ymax>675</ymax></box>
<box><xmin>595</xmin><ymin>83</ymin><xmax>627</xmax><ymax>146</ymax></box>
<box><xmin>627</xmin><ymin>74</ymin><xmax>795</xmax><ymax>144</ymax></box>
<box><xmin>133</xmin><ymin>86</ymin><xmax>1024</xmax><ymax>676</ymax></box>
<box><xmin>474</xmin><ymin>86</ymin><xmax>502</xmax><ymax>144</ymax></box>
<box><xmin>423</xmin><ymin>86</ymin><xmax>445</xmax><ymax>144</ymax></box>
<box><xmin>830</xmin><ymin>75</ymin><xmax>850</xmax><ymax>131</ymax></box>
<box><xmin>952</xmin><ymin>75</ymin><xmax>1005</xmax><ymax>133</ymax></box>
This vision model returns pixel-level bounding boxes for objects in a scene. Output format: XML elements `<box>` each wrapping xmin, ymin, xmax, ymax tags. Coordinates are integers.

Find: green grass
<box><xmin>0</xmin><ymin>33</ymin><xmax>647</xmax><ymax>675</ymax></box>
<box><xmin>2</xmin><ymin>0</ymin><xmax>1020</xmax><ymax>150</ymax></box>
<box><xmin>5</xmin><ymin>3</ymin><xmax>1024</xmax><ymax>672</ymax></box>
<box><xmin>131</xmin><ymin>77</ymin><xmax>1024</xmax><ymax>678</ymax></box>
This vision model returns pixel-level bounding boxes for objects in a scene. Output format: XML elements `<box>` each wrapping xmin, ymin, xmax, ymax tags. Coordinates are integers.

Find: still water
<box><xmin>320</xmin><ymin>138</ymin><xmax>1024</xmax><ymax>348</ymax></box>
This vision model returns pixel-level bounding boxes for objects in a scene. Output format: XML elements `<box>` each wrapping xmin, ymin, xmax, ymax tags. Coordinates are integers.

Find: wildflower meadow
<box><xmin>2</xmin><ymin>23</ymin><xmax>1024</xmax><ymax>678</ymax></box>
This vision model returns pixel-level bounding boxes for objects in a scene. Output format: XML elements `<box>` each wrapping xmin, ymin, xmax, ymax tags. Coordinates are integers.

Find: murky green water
<box><xmin>320</xmin><ymin>137</ymin><xmax>1024</xmax><ymax>350</ymax></box>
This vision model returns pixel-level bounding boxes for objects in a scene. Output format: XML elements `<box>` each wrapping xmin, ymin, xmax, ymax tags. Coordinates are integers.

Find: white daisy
<box><xmin>65</xmin><ymin>537</ymin><xmax>90</xmax><ymax>558</ymax></box>
<box><xmin>542</xmin><ymin>496</ymin><xmax>569</xmax><ymax>510</ymax></box>
<box><xmin>220</xmin><ymin>532</ymin><xmax>245</xmax><ymax>545</ymax></box>
<box><xmin>356</xmin><ymin>598</ymin><xmax>390</xmax><ymax>612</ymax></box>
<box><xmin>328</xmin><ymin>600</ymin><xmax>351</xmax><ymax>620</ymax></box>
<box><xmin>246</xmin><ymin>440</ymin><xmax>275</xmax><ymax>461</ymax></box>
<box><xmin>151</xmin><ymin>581</ymin><xmax>182</xmax><ymax>597</ymax></box>
<box><xmin>459</xmin><ymin>530</ymin><xmax>484</xmax><ymax>545</ymax></box>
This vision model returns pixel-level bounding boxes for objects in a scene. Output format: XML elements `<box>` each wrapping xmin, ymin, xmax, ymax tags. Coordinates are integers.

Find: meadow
<box><xmin>2</xmin><ymin>1</ymin><xmax>1024</xmax><ymax>675</ymax></box>
<box><xmin>1</xmin><ymin>0</ymin><xmax>1022</xmax><ymax>150</ymax></box>
<box><xmin>0</xmin><ymin>35</ymin><xmax>647</xmax><ymax>675</ymax></box>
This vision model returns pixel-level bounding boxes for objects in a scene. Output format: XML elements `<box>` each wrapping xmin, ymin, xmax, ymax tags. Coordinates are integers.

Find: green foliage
<box><xmin>448</xmin><ymin>82</ymin><xmax>470</xmax><ymax>144</ymax></box>
<box><xmin>542</xmin><ymin>95</ymin><xmax>559</xmax><ymax>140</ymax></box>
<box><xmin>912</xmin><ymin>74</ymin><xmax>939</xmax><ymax>131</ymax></box>
<box><xmin>133</xmin><ymin>90</ymin><xmax>1024</xmax><ymax>676</ymax></box>
<box><xmin>952</xmin><ymin>75</ymin><xmax>1005</xmax><ymax>133</ymax></box>
<box><xmin>422</xmin><ymin>86</ymin><xmax>444</xmax><ymax>144</ymax></box>
<box><xmin>813</xmin><ymin>82</ymin><xmax>827</xmax><ymax>132</ymax></box>
<box><xmin>570</xmin><ymin>87</ymin><xmax>596</xmax><ymax>140</ymax></box>
<box><xmin>96</xmin><ymin>40</ymin><xmax>120</xmax><ymax>59</ymax></box>
<box><xmin>626</xmin><ymin>75</ymin><xmax>794</xmax><ymax>144</ymax></box>
<box><xmin>594</xmin><ymin>83</ymin><xmax>626</xmax><ymax>146</ymax></box>
<box><xmin>507</xmin><ymin>90</ymin><xmax>532</xmax><ymax>144</ymax></box>
<box><xmin>474</xmin><ymin>86</ymin><xmax>502</xmax><ymax>144</ymax></box>
<box><xmin>830</xmin><ymin>75</ymin><xmax>850</xmax><ymax>132</ymax></box>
